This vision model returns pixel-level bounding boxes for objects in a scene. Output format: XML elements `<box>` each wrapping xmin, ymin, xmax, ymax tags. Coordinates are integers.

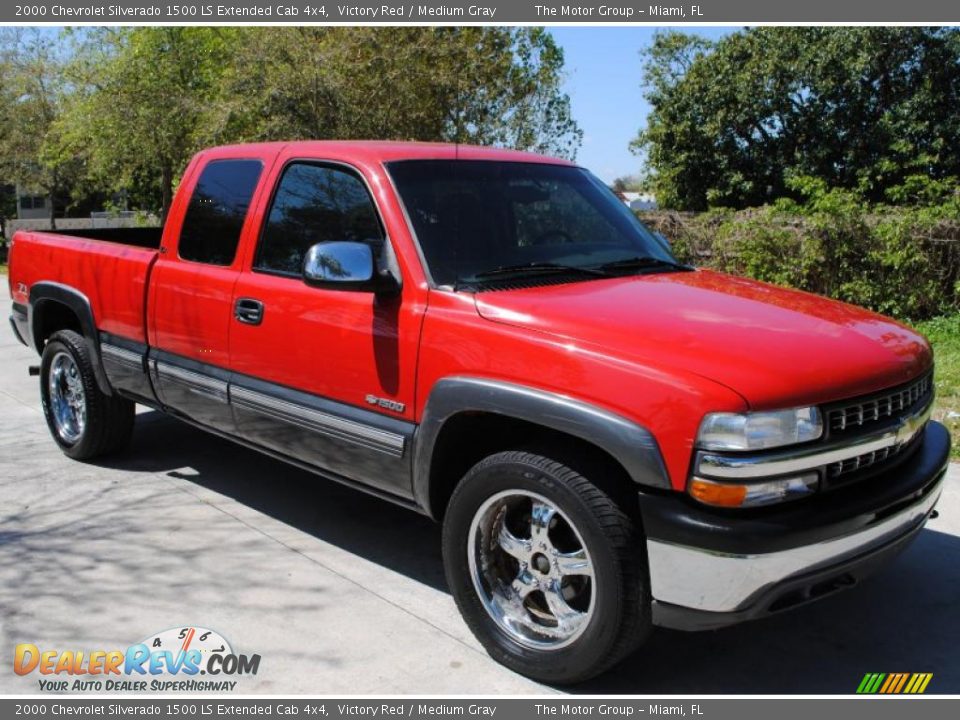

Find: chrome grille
<box><xmin>828</xmin><ymin>372</ymin><xmax>932</xmax><ymax>434</ymax></box>
<box><xmin>827</xmin><ymin>444</ymin><xmax>903</xmax><ymax>478</ymax></box>
<box><xmin>826</xmin><ymin>428</ymin><xmax>926</xmax><ymax>480</ymax></box>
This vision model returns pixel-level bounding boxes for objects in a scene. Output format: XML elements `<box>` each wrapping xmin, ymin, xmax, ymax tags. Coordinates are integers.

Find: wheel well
<box><xmin>427</xmin><ymin>412</ymin><xmax>641</xmax><ymax>522</ymax></box>
<box><xmin>32</xmin><ymin>300</ymin><xmax>83</xmax><ymax>349</ymax></box>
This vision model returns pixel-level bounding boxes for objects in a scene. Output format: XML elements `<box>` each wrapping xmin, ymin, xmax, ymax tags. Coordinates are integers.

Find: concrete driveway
<box><xmin>0</xmin><ymin>293</ymin><xmax>958</xmax><ymax>694</ymax></box>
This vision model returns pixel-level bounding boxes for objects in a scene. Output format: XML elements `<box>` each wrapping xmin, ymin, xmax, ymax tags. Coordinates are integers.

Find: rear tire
<box><xmin>442</xmin><ymin>450</ymin><xmax>651</xmax><ymax>684</ymax></box>
<box><xmin>40</xmin><ymin>330</ymin><xmax>134</xmax><ymax>460</ymax></box>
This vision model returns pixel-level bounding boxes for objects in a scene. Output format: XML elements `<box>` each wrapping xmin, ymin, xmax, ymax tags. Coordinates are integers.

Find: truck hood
<box><xmin>474</xmin><ymin>270</ymin><xmax>931</xmax><ymax>409</ymax></box>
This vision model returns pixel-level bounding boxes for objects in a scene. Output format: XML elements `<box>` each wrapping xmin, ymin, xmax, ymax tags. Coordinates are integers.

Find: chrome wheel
<box><xmin>468</xmin><ymin>490</ymin><xmax>595</xmax><ymax>650</ymax></box>
<box><xmin>48</xmin><ymin>351</ymin><xmax>86</xmax><ymax>444</ymax></box>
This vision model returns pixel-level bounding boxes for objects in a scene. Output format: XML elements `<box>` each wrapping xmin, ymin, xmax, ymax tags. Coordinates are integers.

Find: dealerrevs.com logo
<box><xmin>13</xmin><ymin>627</ymin><xmax>261</xmax><ymax>692</ymax></box>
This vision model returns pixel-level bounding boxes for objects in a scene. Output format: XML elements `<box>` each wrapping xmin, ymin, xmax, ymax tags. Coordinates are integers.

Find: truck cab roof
<box><xmin>196</xmin><ymin>140</ymin><xmax>577</xmax><ymax>166</ymax></box>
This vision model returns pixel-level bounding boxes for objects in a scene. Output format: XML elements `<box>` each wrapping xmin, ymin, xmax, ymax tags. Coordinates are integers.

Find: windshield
<box><xmin>386</xmin><ymin>160</ymin><xmax>680</xmax><ymax>288</ymax></box>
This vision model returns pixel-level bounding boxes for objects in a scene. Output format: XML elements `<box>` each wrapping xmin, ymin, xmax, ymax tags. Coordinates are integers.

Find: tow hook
<box><xmin>930</xmin><ymin>510</ymin><xmax>939</xmax><ymax>520</ymax></box>
<box><xmin>28</xmin><ymin>365</ymin><xmax>39</xmax><ymax>376</ymax></box>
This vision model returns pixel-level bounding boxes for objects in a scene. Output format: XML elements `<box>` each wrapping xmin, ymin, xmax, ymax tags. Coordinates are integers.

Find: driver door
<box><xmin>228</xmin><ymin>159</ymin><xmax>422</xmax><ymax>499</ymax></box>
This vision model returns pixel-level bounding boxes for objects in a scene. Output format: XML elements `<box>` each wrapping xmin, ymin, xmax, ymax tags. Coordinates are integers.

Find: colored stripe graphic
<box><xmin>879</xmin><ymin>674</ymin><xmax>895</xmax><ymax>693</ymax></box>
<box><xmin>857</xmin><ymin>673</ymin><xmax>933</xmax><ymax>694</ymax></box>
<box><xmin>863</xmin><ymin>673</ymin><xmax>886</xmax><ymax>694</ymax></box>
<box><xmin>856</xmin><ymin>673</ymin><xmax>879</xmax><ymax>693</ymax></box>
<box><xmin>893</xmin><ymin>673</ymin><xmax>910</xmax><ymax>693</ymax></box>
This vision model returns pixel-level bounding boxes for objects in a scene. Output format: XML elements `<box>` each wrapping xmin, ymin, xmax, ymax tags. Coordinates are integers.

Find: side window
<box><xmin>255</xmin><ymin>162</ymin><xmax>384</xmax><ymax>277</ymax></box>
<box><xmin>178</xmin><ymin>159</ymin><xmax>263</xmax><ymax>266</ymax></box>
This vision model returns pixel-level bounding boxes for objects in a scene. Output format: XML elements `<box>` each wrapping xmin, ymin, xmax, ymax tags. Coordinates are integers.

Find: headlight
<box><xmin>696</xmin><ymin>407</ymin><xmax>823</xmax><ymax>451</ymax></box>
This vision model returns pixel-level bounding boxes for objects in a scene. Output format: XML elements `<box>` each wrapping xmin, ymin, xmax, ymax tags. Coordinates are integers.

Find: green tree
<box><xmin>213</xmin><ymin>27</ymin><xmax>580</xmax><ymax>158</ymax></box>
<box><xmin>0</xmin><ymin>28</ymin><xmax>78</xmax><ymax>228</ymax></box>
<box><xmin>0</xmin><ymin>37</ymin><xmax>15</xmax><ymax>237</ymax></box>
<box><xmin>634</xmin><ymin>28</ymin><xmax>960</xmax><ymax>210</ymax></box>
<box><xmin>59</xmin><ymin>28</ymin><xmax>234</xmax><ymax>221</ymax></box>
<box><xmin>611</xmin><ymin>174</ymin><xmax>644</xmax><ymax>193</ymax></box>
<box><xmin>54</xmin><ymin>28</ymin><xmax>579</xmax><ymax>219</ymax></box>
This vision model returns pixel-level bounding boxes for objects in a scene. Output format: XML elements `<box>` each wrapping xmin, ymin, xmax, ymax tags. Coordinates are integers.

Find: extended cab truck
<box><xmin>8</xmin><ymin>142</ymin><xmax>950</xmax><ymax>683</ymax></box>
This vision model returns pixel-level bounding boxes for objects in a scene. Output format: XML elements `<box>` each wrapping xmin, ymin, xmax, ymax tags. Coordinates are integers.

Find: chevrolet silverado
<box><xmin>8</xmin><ymin>141</ymin><xmax>949</xmax><ymax>682</ymax></box>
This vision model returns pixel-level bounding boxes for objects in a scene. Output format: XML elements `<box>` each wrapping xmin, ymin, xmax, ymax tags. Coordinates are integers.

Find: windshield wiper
<box><xmin>469</xmin><ymin>262</ymin><xmax>610</xmax><ymax>281</ymax></box>
<box><xmin>595</xmin><ymin>256</ymin><xmax>691</xmax><ymax>273</ymax></box>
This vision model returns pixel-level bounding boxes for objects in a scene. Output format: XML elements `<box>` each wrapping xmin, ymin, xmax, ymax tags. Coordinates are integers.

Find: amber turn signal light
<box><xmin>688</xmin><ymin>473</ymin><xmax>819</xmax><ymax>508</ymax></box>
<box><xmin>688</xmin><ymin>478</ymin><xmax>749</xmax><ymax>507</ymax></box>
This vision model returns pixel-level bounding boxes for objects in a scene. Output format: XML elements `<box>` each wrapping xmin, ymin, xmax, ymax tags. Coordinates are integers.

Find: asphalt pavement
<box><xmin>1</xmin><ymin>293</ymin><xmax>958</xmax><ymax>694</ymax></box>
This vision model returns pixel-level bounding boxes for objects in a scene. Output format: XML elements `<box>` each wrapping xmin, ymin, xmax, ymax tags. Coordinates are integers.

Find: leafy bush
<box><xmin>641</xmin><ymin>182</ymin><xmax>960</xmax><ymax>320</ymax></box>
<box><xmin>913</xmin><ymin>313</ymin><xmax>960</xmax><ymax>458</ymax></box>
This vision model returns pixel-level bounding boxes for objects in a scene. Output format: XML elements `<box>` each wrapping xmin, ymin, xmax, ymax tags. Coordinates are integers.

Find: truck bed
<box><xmin>50</xmin><ymin>227</ymin><xmax>163</xmax><ymax>249</ymax></box>
<box><xmin>9</xmin><ymin>229</ymin><xmax>160</xmax><ymax>345</ymax></box>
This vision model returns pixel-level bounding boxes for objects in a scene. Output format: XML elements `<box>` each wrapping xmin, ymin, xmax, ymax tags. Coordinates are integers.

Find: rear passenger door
<box><xmin>228</xmin><ymin>159</ymin><xmax>422</xmax><ymax>499</ymax></box>
<box><xmin>147</xmin><ymin>157</ymin><xmax>264</xmax><ymax>431</ymax></box>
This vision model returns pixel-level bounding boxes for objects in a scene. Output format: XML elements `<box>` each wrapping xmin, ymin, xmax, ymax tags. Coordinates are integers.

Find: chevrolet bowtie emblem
<box><xmin>895</xmin><ymin>409</ymin><xmax>929</xmax><ymax>445</ymax></box>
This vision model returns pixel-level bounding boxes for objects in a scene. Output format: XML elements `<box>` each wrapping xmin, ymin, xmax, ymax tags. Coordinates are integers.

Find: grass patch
<box><xmin>913</xmin><ymin>314</ymin><xmax>960</xmax><ymax>458</ymax></box>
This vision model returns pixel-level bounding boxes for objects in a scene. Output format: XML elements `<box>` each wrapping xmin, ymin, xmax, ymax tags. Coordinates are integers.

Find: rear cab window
<box><xmin>178</xmin><ymin>159</ymin><xmax>264</xmax><ymax>265</ymax></box>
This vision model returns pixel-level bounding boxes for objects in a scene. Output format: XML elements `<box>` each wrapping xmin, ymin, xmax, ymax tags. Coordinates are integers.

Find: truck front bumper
<box><xmin>641</xmin><ymin>421</ymin><xmax>950</xmax><ymax>631</ymax></box>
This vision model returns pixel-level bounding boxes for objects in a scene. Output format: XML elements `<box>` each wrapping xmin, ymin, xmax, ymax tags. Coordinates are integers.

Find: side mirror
<box><xmin>302</xmin><ymin>241</ymin><xmax>399</xmax><ymax>295</ymax></box>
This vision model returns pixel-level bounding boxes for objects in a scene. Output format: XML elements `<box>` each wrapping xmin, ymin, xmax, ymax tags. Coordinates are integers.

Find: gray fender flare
<box><xmin>412</xmin><ymin>376</ymin><xmax>670</xmax><ymax>518</ymax></box>
<box><xmin>29</xmin><ymin>282</ymin><xmax>113</xmax><ymax>396</ymax></box>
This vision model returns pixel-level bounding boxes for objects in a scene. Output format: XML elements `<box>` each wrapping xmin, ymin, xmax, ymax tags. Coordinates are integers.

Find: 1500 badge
<box><xmin>366</xmin><ymin>395</ymin><xmax>405</xmax><ymax>413</ymax></box>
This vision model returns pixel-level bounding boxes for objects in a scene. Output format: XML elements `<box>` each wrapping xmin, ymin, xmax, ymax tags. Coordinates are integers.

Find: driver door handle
<box><xmin>234</xmin><ymin>298</ymin><xmax>264</xmax><ymax>326</ymax></box>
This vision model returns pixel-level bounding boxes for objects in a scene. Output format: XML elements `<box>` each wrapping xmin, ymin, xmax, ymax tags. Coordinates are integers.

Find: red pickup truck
<box><xmin>8</xmin><ymin>141</ymin><xmax>949</xmax><ymax>683</ymax></box>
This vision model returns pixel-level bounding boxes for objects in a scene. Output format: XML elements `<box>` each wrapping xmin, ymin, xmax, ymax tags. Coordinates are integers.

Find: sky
<box><xmin>551</xmin><ymin>27</ymin><xmax>734</xmax><ymax>183</ymax></box>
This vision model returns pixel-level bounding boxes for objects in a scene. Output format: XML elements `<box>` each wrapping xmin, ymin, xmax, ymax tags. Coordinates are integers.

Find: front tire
<box><xmin>442</xmin><ymin>451</ymin><xmax>651</xmax><ymax>684</ymax></box>
<box><xmin>40</xmin><ymin>330</ymin><xmax>135</xmax><ymax>460</ymax></box>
